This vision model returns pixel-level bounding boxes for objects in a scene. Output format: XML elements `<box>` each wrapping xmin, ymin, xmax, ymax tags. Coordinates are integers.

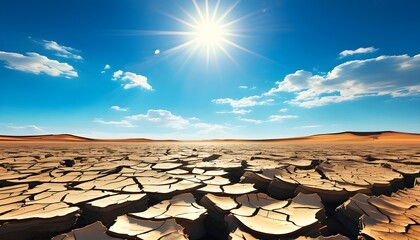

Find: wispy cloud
<box><xmin>129</xmin><ymin>110</ymin><xmax>230</xmax><ymax>135</ymax></box>
<box><xmin>110</xmin><ymin>106</ymin><xmax>128</xmax><ymax>112</ymax></box>
<box><xmin>212</xmin><ymin>95</ymin><xmax>273</xmax><ymax>108</ymax></box>
<box><xmin>7</xmin><ymin>124</ymin><xmax>45</xmax><ymax>133</ymax></box>
<box><xmin>97</xmin><ymin>109</ymin><xmax>230</xmax><ymax>136</ymax></box>
<box><xmin>238</xmin><ymin>115</ymin><xmax>298</xmax><ymax>124</ymax></box>
<box><xmin>268</xmin><ymin>115</ymin><xmax>299</xmax><ymax>122</ymax></box>
<box><xmin>192</xmin><ymin>122</ymin><xmax>228</xmax><ymax>135</ymax></box>
<box><xmin>43</xmin><ymin>40</ymin><xmax>82</xmax><ymax>60</ymax></box>
<box><xmin>237</xmin><ymin>117</ymin><xmax>263</xmax><ymax>124</ymax></box>
<box><xmin>112</xmin><ymin>70</ymin><xmax>152</xmax><ymax>90</ymax></box>
<box><xmin>0</xmin><ymin>51</ymin><xmax>77</xmax><ymax>78</ymax></box>
<box><xmin>216</xmin><ymin>109</ymin><xmax>251</xmax><ymax>115</ymax></box>
<box><xmin>239</xmin><ymin>85</ymin><xmax>256</xmax><ymax>90</ymax></box>
<box><xmin>94</xmin><ymin>118</ymin><xmax>136</xmax><ymax>128</ymax></box>
<box><xmin>265</xmin><ymin>54</ymin><xmax>420</xmax><ymax>107</ymax></box>
<box><xmin>339</xmin><ymin>47</ymin><xmax>378</xmax><ymax>58</ymax></box>
<box><xmin>295</xmin><ymin>125</ymin><xmax>322</xmax><ymax>129</ymax></box>
<box><xmin>279</xmin><ymin>108</ymin><xmax>288</xmax><ymax>112</ymax></box>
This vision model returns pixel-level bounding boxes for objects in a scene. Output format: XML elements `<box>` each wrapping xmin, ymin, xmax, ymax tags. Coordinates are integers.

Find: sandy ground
<box><xmin>0</xmin><ymin>137</ymin><xmax>419</xmax><ymax>239</ymax></box>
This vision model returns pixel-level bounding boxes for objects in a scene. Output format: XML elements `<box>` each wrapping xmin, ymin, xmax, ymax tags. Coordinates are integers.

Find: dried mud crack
<box><xmin>0</xmin><ymin>142</ymin><xmax>419</xmax><ymax>240</ymax></box>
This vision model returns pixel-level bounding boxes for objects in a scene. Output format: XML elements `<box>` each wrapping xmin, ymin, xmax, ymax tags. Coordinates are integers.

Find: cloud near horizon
<box><xmin>265</xmin><ymin>54</ymin><xmax>420</xmax><ymax>108</ymax></box>
<box><xmin>96</xmin><ymin>109</ymin><xmax>230</xmax><ymax>136</ymax></box>
<box><xmin>296</xmin><ymin>125</ymin><xmax>322</xmax><ymax>129</ymax></box>
<box><xmin>0</xmin><ymin>51</ymin><xmax>78</xmax><ymax>78</ymax></box>
<box><xmin>7</xmin><ymin>124</ymin><xmax>45</xmax><ymax>133</ymax></box>
<box><xmin>94</xmin><ymin>118</ymin><xmax>135</xmax><ymax>128</ymax></box>
<box><xmin>126</xmin><ymin>109</ymin><xmax>189</xmax><ymax>129</ymax></box>
<box><xmin>112</xmin><ymin>70</ymin><xmax>152</xmax><ymax>90</ymax></box>
<box><xmin>238</xmin><ymin>114</ymin><xmax>298</xmax><ymax>124</ymax></box>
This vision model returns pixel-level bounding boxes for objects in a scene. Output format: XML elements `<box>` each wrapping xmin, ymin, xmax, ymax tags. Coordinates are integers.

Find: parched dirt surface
<box><xmin>0</xmin><ymin>142</ymin><xmax>419</xmax><ymax>240</ymax></box>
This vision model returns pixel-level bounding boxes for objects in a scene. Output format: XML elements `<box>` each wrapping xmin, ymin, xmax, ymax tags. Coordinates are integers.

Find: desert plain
<box><xmin>0</xmin><ymin>132</ymin><xmax>419</xmax><ymax>240</ymax></box>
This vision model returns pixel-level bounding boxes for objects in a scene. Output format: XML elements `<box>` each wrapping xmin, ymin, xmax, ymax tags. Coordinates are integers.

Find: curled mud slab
<box><xmin>0</xmin><ymin>142</ymin><xmax>419</xmax><ymax>239</ymax></box>
<box><xmin>336</xmin><ymin>186</ymin><xmax>420</xmax><ymax>239</ymax></box>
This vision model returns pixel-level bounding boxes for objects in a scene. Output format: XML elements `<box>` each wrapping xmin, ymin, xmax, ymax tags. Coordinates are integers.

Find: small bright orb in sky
<box><xmin>195</xmin><ymin>20</ymin><xmax>224</xmax><ymax>47</ymax></box>
<box><xmin>151</xmin><ymin>0</ymin><xmax>257</xmax><ymax>66</ymax></box>
<box><xmin>154</xmin><ymin>49</ymin><xmax>160</xmax><ymax>55</ymax></box>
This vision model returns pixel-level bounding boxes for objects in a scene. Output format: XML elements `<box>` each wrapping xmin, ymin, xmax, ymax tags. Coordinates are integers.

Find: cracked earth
<box><xmin>0</xmin><ymin>142</ymin><xmax>419</xmax><ymax>240</ymax></box>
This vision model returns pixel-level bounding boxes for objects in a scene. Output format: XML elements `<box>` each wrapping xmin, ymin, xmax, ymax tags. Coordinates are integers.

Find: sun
<box><xmin>148</xmin><ymin>0</ymin><xmax>260</xmax><ymax>66</ymax></box>
<box><xmin>195</xmin><ymin>20</ymin><xmax>225</xmax><ymax>47</ymax></box>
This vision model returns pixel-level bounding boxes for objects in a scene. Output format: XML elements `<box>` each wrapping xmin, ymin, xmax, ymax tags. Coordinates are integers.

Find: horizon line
<box><xmin>1</xmin><ymin>130</ymin><xmax>420</xmax><ymax>142</ymax></box>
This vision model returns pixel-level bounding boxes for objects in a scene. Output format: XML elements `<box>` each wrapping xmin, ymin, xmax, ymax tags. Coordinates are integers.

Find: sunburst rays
<box><xmin>149</xmin><ymin>0</ymin><xmax>261</xmax><ymax>68</ymax></box>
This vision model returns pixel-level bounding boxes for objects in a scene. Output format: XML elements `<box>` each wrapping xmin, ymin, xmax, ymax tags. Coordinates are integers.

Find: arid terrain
<box><xmin>0</xmin><ymin>132</ymin><xmax>419</xmax><ymax>239</ymax></box>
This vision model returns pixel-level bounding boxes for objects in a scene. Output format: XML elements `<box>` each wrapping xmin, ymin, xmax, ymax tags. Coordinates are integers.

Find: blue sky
<box><xmin>1</xmin><ymin>0</ymin><xmax>419</xmax><ymax>139</ymax></box>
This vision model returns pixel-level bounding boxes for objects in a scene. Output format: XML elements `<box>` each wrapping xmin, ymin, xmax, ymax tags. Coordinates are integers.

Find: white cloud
<box><xmin>264</xmin><ymin>70</ymin><xmax>313</xmax><ymax>96</ymax></box>
<box><xmin>96</xmin><ymin>109</ymin><xmax>231</xmax><ymax>138</ymax></box>
<box><xmin>237</xmin><ymin>118</ymin><xmax>263</xmax><ymax>124</ymax></box>
<box><xmin>110</xmin><ymin>106</ymin><xmax>128</xmax><ymax>112</ymax></box>
<box><xmin>238</xmin><ymin>115</ymin><xmax>298</xmax><ymax>124</ymax></box>
<box><xmin>43</xmin><ymin>40</ymin><xmax>82</xmax><ymax>60</ymax></box>
<box><xmin>101</xmin><ymin>64</ymin><xmax>111</xmax><ymax>74</ymax></box>
<box><xmin>112</xmin><ymin>70</ymin><xmax>152</xmax><ymax>90</ymax></box>
<box><xmin>7</xmin><ymin>125</ymin><xmax>44</xmax><ymax>133</ymax></box>
<box><xmin>279</xmin><ymin>108</ymin><xmax>288</xmax><ymax>112</ymax></box>
<box><xmin>0</xmin><ymin>51</ymin><xmax>78</xmax><ymax>78</ymax></box>
<box><xmin>212</xmin><ymin>95</ymin><xmax>274</xmax><ymax>108</ymax></box>
<box><xmin>339</xmin><ymin>47</ymin><xmax>378</xmax><ymax>58</ymax></box>
<box><xmin>127</xmin><ymin>109</ymin><xmax>189</xmax><ymax>129</ymax></box>
<box><xmin>268</xmin><ymin>115</ymin><xmax>299</xmax><ymax>122</ymax></box>
<box><xmin>127</xmin><ymin>109</ymin><xmax>229</xmax><ymax>133</ymax></box>
<box><xmin>112</xmin><ymin>70</ymin><xmax>123</xmax><ymax>80</ymax></box>
<box><xmin>216</xmin><ymin>109</ymin><xmax>251</xmax><ymax>115</ymax></box>
<box><xmin>122</xmin><ymin>72</ymin><xmax>152</xmax><ymax>90</ymax></box>
<box><xmin>265</xmin><ymin>54</ymin><xmax>420</xmax><ymax>108</ymax></box>
<box><xmin>239</xmin><ymin>85</ymin><xmax>256</xmax><ymax>90</ymax></box>
<box><xmin>94</xmin><ymin>118</ymin><xmax>135</xmax><ymax>128</ymax></box>
<box><xmin>295</xmin><ymin>125</ymin><xmax>321</xmax><ymax>129</ymax></box>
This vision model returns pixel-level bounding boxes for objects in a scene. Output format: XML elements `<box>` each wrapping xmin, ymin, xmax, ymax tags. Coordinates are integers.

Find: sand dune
<box><xmin>297</xmin><ymin>131</ymin><xmax>420</xmax><ymax>143</ymax></box>
<box><xmin>0</xmin><ymin>131</ymin><xmax>419</xmax><ymax>143</ymax></box>
<box><xmin>0</xmin><ymin>134</ymin><xmax>152</xmax><ymax>142</ymax></box>
<box><xmin>0</xmin><ymin>134</ymin><xmax>93</xmax><ymax>142</ymax></box>
<box><xmin>208</xmin><ymin>131</ymin><xmax>420</xmax><ymax>143</ymax></box>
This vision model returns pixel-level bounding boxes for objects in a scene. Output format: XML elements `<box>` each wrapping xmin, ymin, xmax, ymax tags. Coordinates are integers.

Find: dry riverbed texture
<box><xmin>0</xmin><ymin>142</ymin><xmax>419</xmax><ymax>240</ymax></box>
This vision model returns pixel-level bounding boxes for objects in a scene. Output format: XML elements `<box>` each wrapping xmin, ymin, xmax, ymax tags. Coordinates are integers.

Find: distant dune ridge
<box><xmin>294</xmin><ymin>131</ymin><xmax>420</xmax><ymax>142</ymax></box>
<box><xmin>0</xmin><ymin>134</ymin><xmax>154</xmax><ymax>142</ymax></box>
<box><xmin>0</xmin><ymin>131</ymin><xmax>419</xmax><ymax>142</ymax></box>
